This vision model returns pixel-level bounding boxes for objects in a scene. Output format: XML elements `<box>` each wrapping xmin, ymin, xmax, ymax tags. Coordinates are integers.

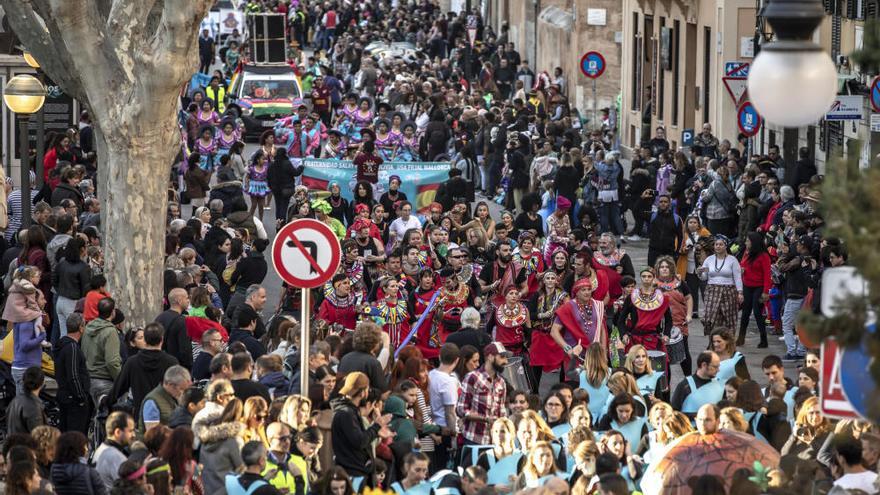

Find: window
<box><xmin>703</xmin><ymin>26</ymin><xmax>711</xmax><ymax>125</ymax></box>
<box><xmin>672</xmin><ymin>20</ymin><xmax>680</xmax><ymax>126</ymax></box>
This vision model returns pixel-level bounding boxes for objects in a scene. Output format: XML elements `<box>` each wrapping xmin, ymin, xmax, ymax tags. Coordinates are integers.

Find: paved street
<box><xmin>208</xmin><ymin>146</ymin><xmax>798</xmax><ymax>396</ymax></box>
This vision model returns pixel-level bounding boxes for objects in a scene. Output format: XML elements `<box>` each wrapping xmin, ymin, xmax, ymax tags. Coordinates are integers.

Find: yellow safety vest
<box><xmin>205</xmin><ymin>85</ymin><xmax>226</xmax><ymax>114</ymax></box>
<box><xmin>262</xmin><ymin>453</ymin><xmax>303</xmax><ymax>495</ymax></box>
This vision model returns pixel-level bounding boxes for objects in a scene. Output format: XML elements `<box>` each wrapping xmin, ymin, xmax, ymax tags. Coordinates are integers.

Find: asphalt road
<box><xmin>190</xmin><ymin>143</ymin><xmax>798</xmax><ymax>397</ymax></box>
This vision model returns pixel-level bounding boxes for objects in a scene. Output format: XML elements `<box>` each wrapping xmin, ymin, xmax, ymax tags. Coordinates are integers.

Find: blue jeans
<box><xmin>782</xmin><ymin>297</ymin><xmax>806</xmax><ymax>355</ymax></box>
<box><xmin>598</xmin><ymin>201</ymin><xmax>624</xmax><ymax>235</ymax></box>
<box><xmin>55</xmin><ymin>295</ymin><xmax>78</xmax><ymax>339</ymax></box>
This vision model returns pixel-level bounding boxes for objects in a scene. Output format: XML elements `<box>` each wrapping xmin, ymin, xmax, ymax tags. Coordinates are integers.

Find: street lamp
<box><xmin>22</xmin><ymin>52</ymin><xmax>45</xmax><ymax>188</ymax></box>
<box><xmin>22</xmin><ymin>52</ymin><xmax>39</xmax><ymax>69</ymax></box>
<box><xmin>3</xmin><ymin>74</ymin><xmax>46</xmax><ymax>229</ymax></box>
<box><xmin>747</xmin><ymin>0</ymin><xmax>838</xmax><ymax>127</ymax></box>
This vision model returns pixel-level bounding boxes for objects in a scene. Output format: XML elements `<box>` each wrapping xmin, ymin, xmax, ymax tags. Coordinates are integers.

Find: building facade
<box><xmin>619</xmin><ymin>0</ymin><xmax>756</xmax><ymax>155</ymax></box>
<box><xmin>484</xmin><ymin>0</ymin><xmax>623</xmax><ymax>128</ymax></box>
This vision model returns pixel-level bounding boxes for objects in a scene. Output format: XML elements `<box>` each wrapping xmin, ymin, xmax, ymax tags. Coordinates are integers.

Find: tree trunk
<box><xmin>96</xmin><ymin>101</ymin><xmax>182</xmax><ymax>326</ymax></box>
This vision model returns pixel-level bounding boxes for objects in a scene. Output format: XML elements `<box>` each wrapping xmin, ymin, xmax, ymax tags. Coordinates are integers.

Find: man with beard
<box><xmin>563</xmin><ymin>250</ymin><xmax>610</xmax><ymax>306</ymax></box>
<box><xmin>456</xmin><ymin>342</ymin><xmax>510</xmax><ymax>446</ymax></box>
<box><xmin>445</xmin><ymin>246</ymin><xmax>481</xmax><ymax>304</ymax></box>
<box><xmin>478</xmin><ymin>241</ymin><xmax>527</xmax><ymax>306</ymax></box>
<box><xmin>318</xmin><ymin>274</ymin><xmax>360</xmax><ymax>331</ymax></box>
<box><xmin>550</xmin><ymin>278</ymin><xmax>608</xmax><ymax>364</ymax></box>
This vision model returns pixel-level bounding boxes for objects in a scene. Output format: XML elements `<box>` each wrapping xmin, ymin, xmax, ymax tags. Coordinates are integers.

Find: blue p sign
<box><xmin>682</xmin><ymin>129</ymin><xmax>694</xmax><ymax>147</ymax></box>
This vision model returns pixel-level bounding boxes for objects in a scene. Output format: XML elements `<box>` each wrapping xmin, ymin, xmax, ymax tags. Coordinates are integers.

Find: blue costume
<box><xmin>681</xmin><ymin>376</ymin><xmax>724</xmax><ymax>414</ymax></box>
<box><xmin>717</xmin><ymin>351</ymin><xmax>745</xmax><ymax>383</ymax></box>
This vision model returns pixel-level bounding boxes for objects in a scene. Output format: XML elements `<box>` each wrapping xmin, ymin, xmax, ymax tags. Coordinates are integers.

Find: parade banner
<box><xmin>300</xmin><ymin>159</ymin><xmax>451</xmax><ymax>213</ymax></box>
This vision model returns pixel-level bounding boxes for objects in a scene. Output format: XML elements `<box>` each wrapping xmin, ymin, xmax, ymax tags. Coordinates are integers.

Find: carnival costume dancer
<box><xmin>318</xmin><ymin>274</ymin><xmax>359</xmax><ymax>331</ymax></box>
<box><xmin>543</xmin><ymin>196</ymin><xmax>571</xmax><ymax>266</ymax></box>
<box><xmin>491</xmin><ymin>286</ymin><xmax>530</xmax><ymax>356</ymax></box>
<box><xmin>550</xmin><ymin>278</ymin><xmax>607</xmax><ymax>367</ymax></box>
<box><xmin>529</xmin><ymin>271</ymin><xmax>568</xmax><ymax>390</ymax></box>
<box><xmin>619</xmin><ymin>268</ymin><xmax>672</xmax><ymax>354</ymax></box>
<box><xmin>408</xmin><ymin>269</ymin><xmax>440</xmax><ymax>359</ymax></box>
<box><xmin>513</xmin><ymin>232</ymin><xmax>545</xmax><ymax>298</ymax></box>
<box><xmin>375</xmin><ymin>277</ymin><xmax>410</xmax><ymax>348</ymax></box>
<box><xmin>433</xmin><ymin>269</ymin><xmax>474</xmax><ymax>345</ymax></box>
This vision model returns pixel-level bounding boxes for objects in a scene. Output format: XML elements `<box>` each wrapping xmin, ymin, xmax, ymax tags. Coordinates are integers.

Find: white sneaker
<box><xmin>626</xmin><ymin>235</ymin><xmax>643</xmax><ymax>242</ymax></box>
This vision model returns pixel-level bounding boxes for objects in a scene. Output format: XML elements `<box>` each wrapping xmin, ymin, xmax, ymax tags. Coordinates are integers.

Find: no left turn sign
<box><xmin>272</xmin><ymin>219</ymin><xmax>341</xmax><ymax>289</ymax></box>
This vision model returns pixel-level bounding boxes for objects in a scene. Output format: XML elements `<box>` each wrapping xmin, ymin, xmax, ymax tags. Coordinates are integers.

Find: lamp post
<box><xmin>747</xmin><ymin>0</ymin><xmax>838</xmax><ymax>127</ymax></box>
<box><xmin>3</xmin><ymin>74</ymin><xmax>46</xmax><ymax>229</ymax></box>
<box><xmin>23</xmin><ymin>53</ymin><xmax>45</xmax><ymax>189</ymax></box>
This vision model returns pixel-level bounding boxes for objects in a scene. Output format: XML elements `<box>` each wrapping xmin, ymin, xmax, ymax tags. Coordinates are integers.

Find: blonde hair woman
<box><xmin>517</xmin><ymin>410</ymin><xmax>557</xmax><ymax>451</ymax></box>
<box><xmin>781</xmin><ymin>396</ymin><xmax>833</xmax><ymax>459</ymax></box>
<box><xmin>477</xmin><ymin>418</ymin><xmax>517</xmax><ymax>471</ymax></box>
<box><xmin>640</xmin><ymin>402</ymin><xmax>673</xmax><ymax>464</ymax></box>
<box><xmin>513</xmin><ymin>441</ymin><xmax>559</xmax><ymax>491</ymax></box>
<box><xmin>241</xmin><ymin>396</ymin><xmax>269</xmax><ymax>445</ymax></box>
<box><xmin>578</xmin><ymin>342</ymin><xmax>611</xmax><ymax>423</ymax></box>
<box><xmin>656</xmin><ymin>411</ymin><xmax>694</xmax><ymax>445</ymax></box>
<box><xmin>719</xmin><ymin>407</ymin><xmax>749</xmax><ymax>432</ymax></box>
<box><xmin>280</xmin><ymin>395</ymin><xmax>313</xmax><ymax>431</ymax></box>
<box><xmin>624</xmin><ymin>344</ymin><xmax>667</xmax><ymax>401</ymax></box>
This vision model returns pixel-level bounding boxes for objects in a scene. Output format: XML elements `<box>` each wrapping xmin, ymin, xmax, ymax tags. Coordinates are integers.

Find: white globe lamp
<box><xmin>747</xmin><ymin>0</ymin><xmax>838</xmax><ymax>127</ymax></box>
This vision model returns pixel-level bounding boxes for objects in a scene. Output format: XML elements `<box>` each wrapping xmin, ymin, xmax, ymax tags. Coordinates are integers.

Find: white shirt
<box><xmin>700</xmin><ymin>254</ymin><xmax>743</xmax><ymax>291</ymax></box>
<box><xmin>389</xmin><ymin>215</ymin><xmax>422</xmax><ymax>242</ymax></box>
<box><xmin>833</xmin><ymin>471</ymin><xmax>878</xmax><ymax>492</ymax></box>
<box><xmin>428</xmin><ymin>368</ymin><xmax>460</xmax><ymax>427</ymax></box>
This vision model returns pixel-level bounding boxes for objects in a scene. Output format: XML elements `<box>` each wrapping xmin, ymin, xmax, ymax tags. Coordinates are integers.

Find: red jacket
<box><xmin>185</xmin><ymin>316</ymin><xmax>229</xmax><ymax>342</ymax></box>
<box><xmin>740</xmin><ymin>252</ymin><xmax>772</xmax><ymax>293</ymax></box>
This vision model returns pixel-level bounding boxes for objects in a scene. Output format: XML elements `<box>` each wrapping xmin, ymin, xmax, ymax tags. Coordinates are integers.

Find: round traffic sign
<box><xmin>580</xmin><ymin>51</ymin><xmax>606</xmax><ymax>79</ymax></box>
<box><xmin>272</xmin><ymin>218</ymin><xmax>341</xmax><ymax>289</ymax></box>
<box><xmin>737</xmin><ymin>101</ymin><xmax>762</xmax><ymax>137</ymax></box>
<box><xmin>871</xmin><ymin>77</ymin><xmax>880</xmax><ymax>112</ymax></box>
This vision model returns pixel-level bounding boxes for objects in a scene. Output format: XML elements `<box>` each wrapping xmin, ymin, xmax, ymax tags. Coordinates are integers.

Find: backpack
<box><xmin>650</xmin><ymin>210</ymin><xmax>682</xmax><ymax>229</ymax></box>
<box><xmin>225</xmin><ymin>474</ymin><xmax>268</xmax><ymax>495</ymax></box>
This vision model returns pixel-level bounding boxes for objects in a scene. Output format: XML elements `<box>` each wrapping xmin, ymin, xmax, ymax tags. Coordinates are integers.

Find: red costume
<box><xmin>571</xmin><ymin>268</ymin><xmax>609</xmax><ymax>303</ymax></box>
<box><xmin>514</xmin><ymin>249</ymin><xmax>545</xmax><ymax>298</ymax></box>
<box><xmin>622</xmin><ymin>287</ymin><xmax>670</xmax><ymax>352</ymax></box>
<box><xmin>493</xmin><ymin>301</ymin><xmax>529</xmax><ymax>356</ymax></box>
<box><xmin>529</xmin><ymin>288</ymin><xmax>567</xmax><ymax>371</ymax></box>
<box><xmin>410</xmin><ymin>287</ymin><xmax>440</xmax><ymax>359</ymax></box>
<box><xmin>555</xmin><ymin>279</ymin><xmax>608</xmax><ymax>365</ymax></box>
<box><xmin>318</xmin><ymin>292</ymin><xmax>358</xmax><ymax>330</ymax></box>
<box><xmin>375</xmin><ymin>298</ymin><xmax>410</xmax><ymax>349</ymax></box>
<box><xmin>433</xmin><ymin>282</ymin><xmax>471</xmax><ymax>343</ymax></box>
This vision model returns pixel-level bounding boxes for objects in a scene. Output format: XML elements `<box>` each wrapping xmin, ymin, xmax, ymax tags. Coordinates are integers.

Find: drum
<box><xmin>667</xmin><ymin>326</ymin><xmax>687</xmax><ymax>364</ymax></box>
<box><xmin>647</xmin><ymin>350</ymin><xmax>667</xmax><ymax>372</ymax></box>
<box><xmin>502</xmin><ymin>356</ymin><xmax>532</xmax><ymax>393</ymax></box>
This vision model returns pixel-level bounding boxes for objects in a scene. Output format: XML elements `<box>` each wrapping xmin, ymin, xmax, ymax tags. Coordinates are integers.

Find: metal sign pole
<box><xmin>592</xmin><ymin>79</ymin><xmax>598</xmax><ymax>130</ymax></box>
<box><xmin>300</xmin><ymin>289</ymin><xmax>310</xmax><ymax>396</ymax></box>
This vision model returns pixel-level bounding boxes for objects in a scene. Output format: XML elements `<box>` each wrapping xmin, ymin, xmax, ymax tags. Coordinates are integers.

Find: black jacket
<box><xmin>6</xmin><ymin>393</ymin><xmax>46</xmax><ymax>434</ymax></box>
<box><xmin>230</xmin><ymin>251</ymin><xmax>268</xmax><ymax>290</ymax></box>
<box><xmin>52</xmin><ymin>258</ymin><xmax>91</xmax><ymax>300</ymax></box>
<box><xmin>53</xmin><ymin>335</ymin><xmax>91</xmax><ymax>405</ymax></box>
<box><xmin>330</xmin><ymin>396</ymin><xmax>381</xmax><ymax>477</ymax></box>
<box><xmin>51</xmin><ymin>182</ymin><xmax>85</xmax><ymax>213</ymax></box>
<box><xmin>50</xmin><ymin>461</ymin><xmax>106</xmax><ymax>495</ymax></box>
<box><xmin>266</xmin><ymin>156</ymin><xmax>304</xmax><ymax>195</ymax></box>
<box><xmin>168</xmin><ymin>405</ymin><xmax>194</xmax><ymax>429</ymax></box>
<box><xmin>156</xmin><ymin>309</ymin><xmax>192</xmax><ymax>369</ymax></box>
<box><xmin>109</xmin><ymin>349</ymin><xmax>178</xmax><ymax>421</ymax></box>
<box><xmin>229</xmin><ymin>329</ymin><xmax>267</xmax><ymax>361</ymax></box>
<box><xmin>338</xmin><ymin>350</ymin><xmax>388</xmax><ymax>392</ymax></box>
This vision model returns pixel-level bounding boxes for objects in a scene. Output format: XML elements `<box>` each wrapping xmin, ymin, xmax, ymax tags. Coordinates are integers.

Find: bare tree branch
<box><xmin>0</xmin><ymin>0</ymin><xmax>86</xmax><ymax>100</ymax></box>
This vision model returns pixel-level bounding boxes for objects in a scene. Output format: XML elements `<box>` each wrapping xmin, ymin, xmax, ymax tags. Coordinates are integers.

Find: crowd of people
<box><xmin>0</xmin><ymin>1</ymin><xmax>877</xmax><ymax>495</ymax></box>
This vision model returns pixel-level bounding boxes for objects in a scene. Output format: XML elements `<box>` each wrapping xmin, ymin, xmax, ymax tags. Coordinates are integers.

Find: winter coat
<box><xmin>52</xmin><ymin>258</ymin><xmax>91</xmax><ymax>300</ymax></box>
<box><xmin>109</xmin><ymin>349</ymin><xmax>178</xmax><ymax>421</ymax></box>
<box><xmin>168</xmin><ymin>405</ymin><xmax>194</xmax><ymax>428</ymax></box>
<box><xmin>80</xmin><ymin>318</ymin><xmax>122</xmax><ymax>381</ymax></box>
<box><xmin>52</xmin><ymin>335</ymin><xmax>91</xmax><ymax>405</ymax></box>
<box><xmin>50</xmin><ymin>461</ymin><xmax>106</xmax><ymax>495</ymax></box>
<box><xmin>330</xmin><ymin>396</ymin><xmax>380</xmax><ymax>477</ymax></box>
<box><xmin>185</xmin><ymin>166</ymin><xmax>211</xmax><ymax>199</ymax></box>
<box><xmin>258</xmin><ymin>371</ymin><xmax>289</xmax><ymax>399</ymax></box>
<box><xmin>6</xmin><ymin>393</ymin><xmax>45</xmax><ymax>434</ymax></box>
<box><xmin>266</xmin><ymin>156</ymin><xmax>304</xmax><ymax>196</ymax></box>
<box><xmin>2</xmin><ymin>279</ymin><xmax>43</xmax><ymax>323</ymax></box>
<box><xmin>701</xmin><ymin>173</ymin><xmax>736</xmax><ymax>220</ymax></box>
<box><xmin>199</xmin><ymin>419</ymin><xmax>245</xmax><ymax>495</ymax></box>
<box><xmin>210</xmin><ymin>181</ymin><xmax>246</xmax><ymax>215</ymax></box>
<box><xmin>383</xmin><ymin>395</ymin><xmax>417</xmax><ymax>449</ymax></box>
<box><xmin>50</xmin><ymin>182</ymin><xmax>85</xmax><ymax>213</ymax></box>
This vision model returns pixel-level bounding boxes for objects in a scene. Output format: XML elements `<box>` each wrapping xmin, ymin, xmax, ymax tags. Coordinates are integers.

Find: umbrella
<box><xmin>640</xmin><ymin>430</ymin><xmax>780</xmax><ymax>495</ymax></box>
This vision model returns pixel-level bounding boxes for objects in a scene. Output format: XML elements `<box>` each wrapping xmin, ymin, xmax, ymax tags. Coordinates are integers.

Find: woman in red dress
<box><xmin>317</xmin><ymin>274</ymin><xmax>359</xmax><ymax>331</ymax></box>
<box><xmin>375</xmin><ymin>277</ymin><xmax>410</xmax><ymax>349</ymax></box>
<box><xmin>619</xmin><ymin>268</ymin><xmax>672</xmax><ymax>354</ymax></box>
<box><xmin>528</xmin><ymin>271</ymin><xmax>568</xmax><ymax>392</ymax></box>
<box><xmin>513</xmin><ymin>232</ymin><xmax>545</xmax><ymax>299</ymax></box>
<box><xmin>407</xmin><ymin>269</ymin><xmax>440</xmax><ymax>359</ymax></box>
<box><xmin>491</xmin><ymin>286</ymin><xmax>531</xmax><ymax>356</ymax></box>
